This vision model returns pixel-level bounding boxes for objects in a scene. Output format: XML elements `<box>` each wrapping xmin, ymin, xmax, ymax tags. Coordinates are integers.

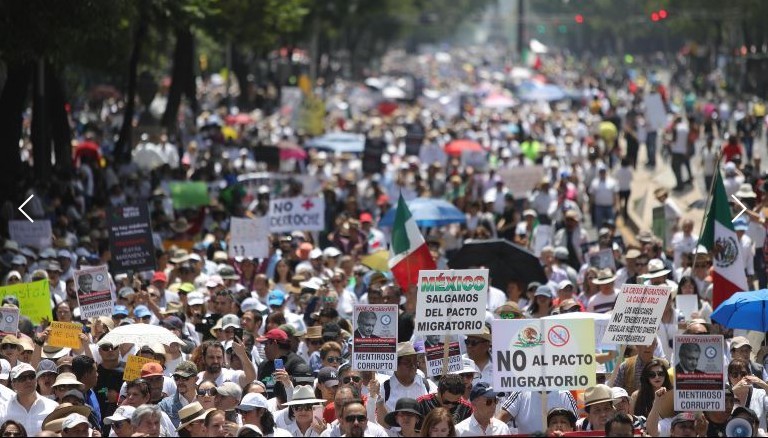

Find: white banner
<box><xmin>74</xmin><ymin>265</ymin><xmax>116</xmax><ymax>320</ymax></box>
<box><xmin>352</xmin><ymin>304</ymin><xmax>398</xmax><ymax>372</ymax></box>
<box><xmin>674</xmin><ymin>335</ymin><xmax>725</xmax><ymax>411</ymax></box>
<box><xmin>602</xmin><ymin>284</ymin><xmax>671</xmax><ymax>346</ymax></box>
<box><xmin>415</xmin><ymin>269</ymin><xmax>488</xmax><ymax>336</ymax></box>
<box><xmin>493</xmin><ymin>318</ymin><xmax>596</xmax><ymax>391</ymax></box>
<box><xmin>268</xmin><ymin>196</ymin><xmax>325</xmax><ymax>233</ymax></box>
<box><xmin>229</xmin><ymin>217</ymin><xmax>270</xmax><ymax>259</ymax></box>
<box><xmin>9</xmin><ymin>220</ymin><xmax>52</xmax><ymax>249</ymax></box>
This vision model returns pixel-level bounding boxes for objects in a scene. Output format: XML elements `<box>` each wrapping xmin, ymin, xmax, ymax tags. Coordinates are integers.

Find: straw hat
<box><xmin>42</xmin><ymin>403</ymin><xmax>92</xmax><ymax>433</ymax></box>
<box><xmin>736</xmin><ymin>183</ymin><xmax>757</xmax><ymax>199</ymax></box>
<box><xmin>51</xmin><ymin>372</ymin><xmax>84</xmax><ymax>389</ymax></box>
<box><xmin>642</xmin><ymin>259</ymin><xmax>671</xmax><ymax>279</ymax></box>
<box><xmin>177</xmin><ymin>402</ymin><xmax>214</xmax><ymax>431</ymax></box>
<box><xmin>591</xmin><ymin>268</ymin><xmax>617</xmax><ymax>285</ymax></box>
<box><xmin>584</xmin><ymin>384</ymin><xmax>613</xmax><ymax>407</ymax></box>
<box><xmin>282</xmin><ymin>385</ymin><xmax>326</xmax><ymax>406</ymax></box>
<box><xmin>396</xmin><ymin>342</ymin><xmax>418</xmax><ymax>358</ymax></box>
<box><xmin>304</xmin><ymin>326</ymin><xmax>322</xmax><ymax>340</ymax></box>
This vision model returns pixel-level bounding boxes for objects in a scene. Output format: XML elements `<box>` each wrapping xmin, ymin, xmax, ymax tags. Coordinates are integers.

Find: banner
<box><xmin>9</xmin><ymin>220</ymin><xmax>52</xmax><ymax>249</ymax></box>
<box><xmin>0</xmin><ymin>280</ymin><xmax>51</xmax><ymax>324</ymax></box>
<box><xmin>268</xmin><ymin>196</ymin><xmax>325</xmax><ymax>233</ymax></box>
<box><xmin>0</xmin><ymin>307</ymin><xmax>19</xmax><ymax>336</ymax></box>
<box><xmin>74</xmin><ymin>265</ymin><xmax>116</xmax><ymax>319</ymax></box>
<box><xmin>49</xmin><ymin>321</ymin><xmax>83</xmax><ymax>349</ymax></box>
<box><xmin>425</xmin><ymin>340</ymin><xmax>462</xmax><ymax>378</ymax></box>
<box><xmin>493</xmin><ymin>318</ymin><xmax>596</xmax><ymax>391</ymax></box>
<box><xmin>229</xmin><ymin>217</ymin><xmax>270</xmax><ymax>259</ymax></box>
<box><xmin>415</xmin><ymin>269</ymin><xmax>488</xmax><ymax>336</ymax></box>
<box><xmin>674</xmin><ymin>335</ymin><xmax>725</xmax><ymax>411</ymax></box>
<box><xmin>124</xmin><ymin>356</ymin><xmax>159</xmax><ymax>381</ymax></box>
<box><xmin>169</xmin><ymin>181</ymin><xmax>210</xmax><ymax>209</ymax></box>
<box><xmin>108</xmin><ymin>204</ymin><xmax>156</xmax><ymax>274</ymax></box>
<box><xmin>602</xmin><ymin>284</ymin><xmax>671</xmax><ymax>346</ymax></box>
<box><xmin>352</xmin><ymin>304</ymin><xmax>398</xmax><ymax>373</ymax></box>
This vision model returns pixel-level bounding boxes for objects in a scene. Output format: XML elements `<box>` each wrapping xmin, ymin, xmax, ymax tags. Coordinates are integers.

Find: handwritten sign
<box><xmin>49</xmin><ymin>321</ymin><xmax>83</xmax><ymax>349</ymax></box>
<box><xmin>0</xmin><ymin>280</ymin><xmax>52</xmax><ymax>325</ymax></box>
<box><xmin>124</xmin><ymin>355</ymin><xmax>159</xmax><ymax>381</ymax></box>
<box><xmin>229</xmin><ymin>217</ymin><xmax>270</xmax><ymax>259</ymax></box>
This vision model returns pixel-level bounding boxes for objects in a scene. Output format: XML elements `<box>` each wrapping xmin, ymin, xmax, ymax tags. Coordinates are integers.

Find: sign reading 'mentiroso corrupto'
<box><xmin>493</xmin><ymin>318</ymin><xmax>596</xmax><ymax>391</ymax></box>
<box><xmin>415</xmin><ymin>269</ymin><xmax>488</xmax><ymax>335</ymax></box>
<box><xmin>602</xmin><ymin>284</ymin><xmax>671</xmax><ymax>346</ymax></box>
<box><xmin>269</xmin><ymin>197</ymin><xmax>325</xmax><ymax>233</ymax></box>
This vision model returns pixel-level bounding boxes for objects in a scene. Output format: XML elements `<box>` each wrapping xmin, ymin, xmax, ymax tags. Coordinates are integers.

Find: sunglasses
<box><xmin>325</xmin><ymin>356</ymin><xmax>342</xmax><ymax>364</ymax></box>
<box><xmin>293</xmin><ymin>405</ymin><xmax>315</xmax><ymax>412</ymax></box>
<box><xmin>498</xmin><ymin>312</ymin><xmax>519</xmax><ymax>320</ymax></box>
<box><xmin>2</xmin><ymin>433</ymin><xmax>23</xmax><ymax>438</ymax></box>
<box><xmin>345</xmin><ymin>415</ymin><xmax>367</xmax><ymax>423</ymax></box>
<box><xmin>173</xmin><ymin>374</ymin><xmax>193</xmax><ymax>381</ymax></box>
<box><xmin>309</xmin><ymin>340</ymin><xmax>323</xmax><ymax>346</ymax></box>
<box><xmin>112</xmin><ymin>420</ymin><xmax>127</xmax><ymax>429</ymax></box>
<box><xmin>13</xmin><ymin>373</ymin><xmax>35</xmax><ymax>383</ymax></box>
<box><xmin>197</xmin><ymin>388</ymin><xmax>217</xmax><ymax>397</ymax></box>
<box><xmin>99</xmin><ymin>345</ymin><xmax>118</xmax><ymax>352</ymax></box>
<box><xmin>342</xmin><ymin>376</ymin><xmax>362</xmax><ymax>384</ymax></box>
<box><xmin>464</xmin><ymin>339</ymin><xmax>488</xmax><ymax>347</ymax></box>
<box><xmin>647</xmin><ymin>371</ymin><xmax>666</xmax><ymax>378</ymax></box>
<box><xmin>442</xmin><ymin>399</ymin><xmax>461</xmax><ymax>406</ymax></box>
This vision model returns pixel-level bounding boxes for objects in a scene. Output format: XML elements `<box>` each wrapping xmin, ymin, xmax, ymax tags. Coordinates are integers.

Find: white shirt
<box><xmin>284</xmin><ymin>421</ymin><xmax>324</xmax><ymax>437</ymax></box>
<box><xmin>0</xmin><ymin>393</ymin><xmax>59</xmax><ymax>436</ymax></box>
<box><xmin>487</xmin><ymin>287</ymin><xmax>506</xmax><ymax>313</ymax></box>
<box><xmin>671</xmin><ymin>232</ymin><xmax>698</xmax><ymax>268</ymax></box>
<box><xmin>672</xmin><ymin>122</ymin><xmax>689</xmax><ymax>154</ymax></box>
<box><xmin>588</xmin><ymin>176</ymin><xmax>618</xmax><ymax>206</ymax></box>
<box><xmin>501</xmin><ymin>391</ymin><xmax>577</xmax><ymax>434</ymax></box>
<box><xmin>196</xmin><ymin>367</ymin><xmax>246</xmax><ymax>386</ymax></box>
<box><xmin>319</xmin><ymin>419</ymin><xmax>389</xmax><ymax>437</ymax></box>
<box><xmin>455</xmin><ymin>415</ymin><xmax>510</xmax><ymax>437</ymax></box>
<box><xmin>587</xmin><ymin>291</ymin><xmax>618</xmax><ymax>313</ymax></box>
<box><xmin>614</xmin><ymin>166</ymin><xmax>633</xmax><ymax>191</ymax></box>
<box><xmin>383</xmin><ymin>375</ymin><xmax>435</xmax><ymax>412</ymax></box>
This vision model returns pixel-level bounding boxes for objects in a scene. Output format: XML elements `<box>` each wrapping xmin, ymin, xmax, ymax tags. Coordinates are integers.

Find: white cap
<box><xmin>240</xmin><ymin>393</ymin><xmax>269</xmax><ymax>410</ymax></box>
<box><xmin>187</xmin><ymin>292</ymin><xmax>205</xmax><ymax>306</ymax></box>
<box><xmin>300</xmin><ymin>277</ymin><xmax>324</xmax><ymax>291</ymax></box>
<box><xmin>611</xmin><ymin>386</ymin><xmax>629</xmax><ymax>400</ymax></box>
<box><xmin>323</xmin><ymin>247</ymin><xmax>342</xmax><ymax>258</ymax></box>
<box><xmin>0</xmin><ymin>359</ymin><xmax>10</xmax><ymax>380</ymax></box>
<box><xmin>104</xmin><ymin>405</ymin><xmax>136</xmax><ymax>425</ymax></box>
<box><xmin>62</xmin><ymin>413</ymin><xmax>90</xmax><ymax>430</ymax></box>
<box><xmin>240</xmin><ymin>297</ymin><xmax>261</xmax><ymax>312</ymax></box>
<box><xmin>450</xmin><ymin>357</ymin><xmax>482</xmax><ymax>379</ymax></box>
<box><xmin>10</xmin><ymin>363</ymin><xmax>35</xmax><ymax>380</ymax></box>
<box><xmin>309</xmin><ymin>248</ymin><xmax>323</xmax><ymax>259</ymax></box>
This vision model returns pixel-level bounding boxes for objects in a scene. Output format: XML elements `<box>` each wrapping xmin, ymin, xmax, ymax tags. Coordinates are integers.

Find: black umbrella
<box><xmin>448</xmin><ymin>239</ymin><xmax>547</xmax><ymax>291</ymax></box>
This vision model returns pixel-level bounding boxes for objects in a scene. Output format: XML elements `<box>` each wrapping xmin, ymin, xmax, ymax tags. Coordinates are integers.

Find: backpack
<box><xmin>383</xmin><ymin>376</ymin><xmax>431</xmax><ymax>402</ymax></box>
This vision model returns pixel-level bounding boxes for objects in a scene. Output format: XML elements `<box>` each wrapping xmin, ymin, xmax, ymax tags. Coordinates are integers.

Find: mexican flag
<box><xmin>389</xmin><ymin>195</ymin><xmax>436</xmax><ymax>290</ymax></box>
<box><xmin>700</xmin><ymin>170</ymin><xmax>748</xmax><ymax>309</ymax></box>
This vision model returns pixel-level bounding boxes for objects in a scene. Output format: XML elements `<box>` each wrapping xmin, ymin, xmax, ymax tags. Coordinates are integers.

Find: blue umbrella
<box><xmin>517</xmin><ymin>81</ymin><xmax>566</xmax><ymax>102</ymax></box>
<box><xmin>378</xmin><ymin>197</ymin><xmax>466</xmax><ymax>227</ymax></box>
<box><xmin>305</xmin><ymin>132</ymin><xmax>366</xmax><ymax>154</ymax></box>
<box><xmin>711</xmin><ymin>289</ymin><xmax>768</xmax><ymax>331</ymax></box>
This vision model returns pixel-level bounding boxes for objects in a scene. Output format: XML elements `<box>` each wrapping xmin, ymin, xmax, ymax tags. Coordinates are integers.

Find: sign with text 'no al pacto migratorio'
<box><xmin>415</xmin><ymin>269</ymin><xmax>488</xmax><ymax>336</ymax></box>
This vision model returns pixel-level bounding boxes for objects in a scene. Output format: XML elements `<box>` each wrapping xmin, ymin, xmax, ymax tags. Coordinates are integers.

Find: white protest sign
<box><xmin>9</xmin><ymin>220</ymin><xmax>52</xmax><ymax>249</ymax></box>
<box><xmin>415</xmin><ymin>269</ymin><xmax>488</xmax><ymax>336</ymax></box>
<box><xmin>674</xmin><ymin>335</ymin><xmax>725</xmax><ymax>411</ymax></box>
<box><xmin>497</xmin><ymin>166</ymin><xmax>545</xmax><ymax>200</ymax></box>
<box><xmin>352</xmin><ymin>304</ymin><xmax>398</xmax><ymax>373</ymax></box>
<box><xmin>602</xmin><ymin>284</ymin><xmax>671</xmax><ymax>346</ymax></box>
<box><xmin>425</xmin><ymin>340</ymin><xmax>463</xmax><ymax>377</ymax></box>
<box><xmin>269</xmin><ymin>196</ymin><xmax>325</xmax><ymax>233</ymax></box>
<box><xmin>229</xmin><ymin>217</ymin><xmax>269</xmax><ymax>259</ymax></box>
<box><xmin>0</xmin><ymin>306</ymin><xmax>19</xmax><ymax>335</ymax></box>
<box><xmin>74</xmin><ymin>265</ymin><xmax>116</xmax><ymax>319</ymax></box>
<box><xmin>676</xmin><ymin>295</ymin><xmax>699</xmax><ymax>321</ymax></box>
<box><xmin>493</xmin><ymin>318</ymin><xmax>596</xmax><ymax>391</ymax></box>
<box><xmin>645</xmin><ymin>93</ymin><xmax>667</xmax><ymax>131</ymax></box>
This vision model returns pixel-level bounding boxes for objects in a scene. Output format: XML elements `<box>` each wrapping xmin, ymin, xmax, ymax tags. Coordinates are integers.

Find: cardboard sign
<box><xmin>229</xmin><ymin>217</ymin><xmax>270</xmax><ymax>259</ymax></box>
<box><xmin>362</xmin><ymin>137</ymin><xmax>386</xmax><ymax>174</ymax></box>
<box><xmin>602</xmin><ymin>284</ymin><xmax>671</xmax><ymax>346</ymax></box>
<box><xmin>645</xmin><ymin>93</ymin><xmax>667</xmax><ymax>132</ymax></box>
<box><xmin>0</xmin><ymin>307</ymin><xmax>19</xmax><ymax>336</ymax></box>
<box><xmin>352</xmin><ymin>304</ymin><xmax>398</xmax><ymax>373</ymax></box>
<box><xmin>674</xmin><ymin>335</ymin><xmax>725</xmax><ymax>411</ymax></box>
<box><xmin>108</xmin><ymin>204</ymin><xmax>156</xmax><ymax>274</ymax></box>
<box><xmin>169</xmin><ymin>181</ymin><xmax>210</xmax><ymax>209</ymax></box>
<box><xmin>498</xmin><ymin>166</ymin><xmax>546</xmax><ymax>200</ymax></box>
<box><xmin>268</xmin><ymin>196</ymin><xmax>325</xmax><ymax>233</ymax></box>
<box><xmin>0</xmin><ymin>280</ymin><xmax>52</xmax><ymax>325</ymax></box>
<box><xmin>49</xmin><ymin>321</ymin><xmax>83</xmax><ymax>349</ymax></box>
<box><xmin>676</xmin><ymin>295</ymin><xmax>700</xmax><ymax>321</ymax></box>
<box><xmin>493</xmin><ymin>318</ymin><xmax>596</xmax><ymax>391</ymax></box>
<box><xmin>415</xmin><ymin>269</ymin><xmax>489</xmax><ymax>336</ymax></box>
<box><xmin>9</xmin><ymin>219</ymin><xmax>52</xmax><ymax>249</ymax></box>
<box><xmin>588</xmin><ymin>248</ymin><xmax>616</xmax><ymax>270</ymax></box>
<box><xmin>74</xmin><ymin>265</ymin><xmax>116</xmax><ymax>320</ymax></box>
<box><xmin>124</xmin><ymin>355</ymin><xmax>159</xmax><ymax>381</ymax></box>
<box><xmin>425</xmin><ymin>340</ymin><xmax>463</xmax><ymax>378</ymax></box>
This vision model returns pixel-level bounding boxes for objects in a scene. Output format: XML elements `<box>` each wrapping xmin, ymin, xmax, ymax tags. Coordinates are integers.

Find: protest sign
<box><xmin>676</xmin><ymin>295</ymin><xmax>699</xmax><ymax>321</ymax></box>
<box><xmin>124</xmin><ymin>356</ymin><xmax>159</xmax><ymax>381</ymax></box>
<box><xmin>645</xmin><ymin>93</ymin><xmax>668</xmax><ymax>131</ymax></box>
<box><xmin>498</xmin><ymin>166</ymin><xmax>546</xmax><ymax>200</ymax></box>
<box><xmin>49</xmin><ymin>321</ymin><xmax>83</xmax><ymax>349</ymax></box>
<box><xmin>9</xmin><ymin>219</ymin><xmax>52</xmax><ymax>249</ymax></box>
<box><xmin>0</xmin><ymin>280</ymin><xmax>51</xmax><ymax>324</ymax></box>
<box><xmin>169</xmin><ymin>181</ymin><xmax>210</xmax><ymax>209</ymax></box>
<box><xmin>229</xmin><ymin>217</ymin><xmax>270</xmax><ymax>259</ymax></box>
<box><xmin>493</xmin><ymin>318</ymin><xmax>596</xmax><ymax>391</ymax></box>
<box><xmin>280</xmin><ymin>86</ymin><xmax>303</xmax><ymax>120</ymax></box>
<box><xmin>674</xmin><ymin>335</ymin><xmax>725</xmax><ymax>411</ymax></box>
<box><xmin>425</xmin><ymin>340</ymin><xmax>462</xmax><ymax>377</ymax></box>
<box><xmin>74</xmin><ymin>265</ymin><xmax>115</xmax><ymax>319</ymax></box>
<box><xmin>602</xmin><ymin>284</ymin><xmax>671</xmax><ymax>346</ymax></box>
<box><xmin>269</xmin><ymin>196</ymin><xmax>325</xmax><ymax>233</ymax></box>
<box><xmin>352</xmin><ymin>304</ymin><xmax>398</xmax><ymax>373</ymax></box>
<box><xmin>415</xmin><ymin>269</ymin><xmax>488</xmax><ymax>336</ymax></box>
<box><xmin>588</xmin><ymin>248</ymin><xmax>616</xmax><ymax>270</ymax></box>
<box><xmin>108</xmin><ymin>204</ymin><xmax>156</xmax><ymax>274</ymax></box>
<box><xmin>0</xmin><ymin>306</ymin><xmax>19</xmax><ymax>336</ymax></box>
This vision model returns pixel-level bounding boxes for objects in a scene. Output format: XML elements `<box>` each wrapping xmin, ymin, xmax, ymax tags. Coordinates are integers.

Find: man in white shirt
<box><xmin>496</xmin><ymin>390</ymin><xmax>578</xmax><ymax>435</ymax></box>
<box><xmin>670</xmin><ymin>116</ymin><xmax>692</xmax><ymax>191</ymax></box>
<box><xmin>0</xmin><ymin>363</ymin><xmax>58</xmax><ymax>436</ymax></box>
<box><xmin>587</xmin><ymin>268</ymin><xmax>618</xmax><ymax>314</ymax></box>
<box><xmin>671</xmin><ymin>219</ymin><xmax>698</xmax><ymax>268</ymax></box>
<box><xmin>377</xmin><ymin>343</ymin><xmax>436</xmax><ymax>415</ymax></box>
<box><xmin>456</xmin><ymin>383</ymin><xmax>510</xmax><ymax>436</ymax></box>
<box><xmin>588</xmin><ymin>164</ymin><xmax>619</xmax><ymax>231</ymax></box>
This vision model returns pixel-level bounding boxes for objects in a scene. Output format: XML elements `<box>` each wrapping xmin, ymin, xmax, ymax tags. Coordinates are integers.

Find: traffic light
<box><xmin>651</xmin><ymin>11</ymin><xmax>659</xmax><ymax>22</ymax></box>
<box><xmin>658</xmin><ymin>9</ymin><xmax>668</xmax><ymax>19</ymax></box>
<box><xmin>650</xmin><ymin>9</ymin><xmax>668</xmax><ymax>22</ymax></box>
<box><xmin>574</xmin><ymin>14</ymin><xmax>584</xmax><ymax>24</ymax></box>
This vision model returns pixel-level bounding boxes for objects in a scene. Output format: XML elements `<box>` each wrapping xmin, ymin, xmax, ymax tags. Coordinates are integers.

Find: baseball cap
<box><xmin>671</xmin><ymin>412</ymin><xmax>696</xmax><ymax>427</ymax></box>
<box><xmin>256</xmin><ymin>329</ymin><xmax>288</xmax><ymax>344</ymax></box>
<box><xmin>133</xmin><ymin>305</ymin><xmax>151</xmax><ymax>319</ymax></box>
<box><xmin>220</xmin><ymin>314</ymin><xmax>241</xmax><ymax>330</ymax></box>
<box><xmin>187</xmin><ymin>291</ymin><xmax>205</xmax><ymax>306</ymax></box>
<box><xmin>323</xmin><ymin>247</ymin><xmax>342</xmax><ymax>258</ymax></box>
<box><xmin>611</xmin><ymin>387</ymin><xmax>629</xmax><ymax>400</ymax></box>
<box><xmin>173</xmin><ymin>361</ymin><xmax>198</xmax><ymax>378</ymax></box>
<box><xmin>161</xmin><ymin>316</ymin><xmax>184</xmax><ymax>331</ymax></box>
<box><xmin>240</xmin><ymin>297</ymin><xmax>261</xmax><ymax>312</ymax></box>
<box><xmin>322</xmin><ymin>322</ymin><xmax>341</xmax><ymax>340</ymax></box>
<box><xmin>36</xmin><ymin>359</ymin><xmax>58</xmax><ymax>378</ymax></box>
<box><xmin>62</xmin><ymin>413</ymin><xmax>89</xmax><ymax>430</ymax></box>
<box><xmin>535</xmin><ymin>285</ymin><xmax>554</xmax><ymax>299</ymax></box>
<box><xmin>140</xmin><ymin>362</ymin><xmax>164</xmax><ymax>378</ymax></box>
<box><xmin>239</xmin><ymin>393</ymin><xmax>269</xmax><ymax>411</ymax></box>
<box><xmin>267</xmin><ymin>290</ymin><xmax>286</xmax><ymax>307</ymax></box>
<box><xmin>117</xmin><ymin>287</ymin><xmax>135</xmax><ymax>299</ymax></box>
<box><xmin>152</xmin><ymin>271</ymin><xmax>168</xmax><ymax>283</ymax></box>
<box><xmin>10</xmin><ymin>363</ymin><xmax>36</xmax><ymax>380</ymax></box>
<box><xmin>216</xmin><ymin>381</ymin><xmax>243</xmax><ymax>400</ymax></box>
<box><xmin>104</xmin><ymin>405</ymin><xmax>136</xmax><ymax>425</ymax></box>
<box><xmin>469</xmin><ymin>382</ymin><xmax>498</xmax><ymax>401</ymax></box>
<box><xmin>112</xmin><ymin>305</ymin><xmax>129</xmax><ymax>317</ymax></box>
<box><xmin>317</xmin><ymin>367</ymin><xmax>339</xmax><ymax>387</ymax></box>
<box><xmin>178</xmin><ymin>283</ymin><xmax>195</xmax><ymax>294</ymax></box>
<box><xmin>11</xmin><ymin>255</ymin><xmax>26</xmax><ymax>266</ymax></box>
<box><xmin>309</xmin><ymin>248</ymin><xmax>323</xmax><ymax>259</ymax></box>
<box><xmin>359</xmin><ymin>213</ymin><xmax>373</xmax><ymax>223</ymax></box>
<box><xmin>731</xmin><ymin>336</ymin><xmax>752</xmax><ymax>350</ymax></box>
<box><xmin>557</xmin><ymin>279</ymin><xmax>574</xmax><ymax>290</ymax></box>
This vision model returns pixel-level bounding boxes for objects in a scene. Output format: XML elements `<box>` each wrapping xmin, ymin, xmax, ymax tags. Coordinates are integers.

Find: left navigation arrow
<box><xmin>18</xmin><ymin>195</ymin><xmax>34</xmax><ymax>223</ymax></box>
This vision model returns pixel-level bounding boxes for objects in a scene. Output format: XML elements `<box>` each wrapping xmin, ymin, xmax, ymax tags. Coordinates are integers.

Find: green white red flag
<box><xmin>389</xmin><ymin>195</ymin><xmax>436</xmax><ymax>290</ymax></box>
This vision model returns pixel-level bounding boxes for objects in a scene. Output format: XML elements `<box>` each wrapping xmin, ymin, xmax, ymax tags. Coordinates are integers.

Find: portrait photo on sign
<box><xmin>674</xmin><ymin>335</ymin><xmax>723</xmax><ymax>375</ymax></box>
<box><xmin>353</xmin><ymin>306</ymin><xmax>396</xmax><ymax>339</ymax></box>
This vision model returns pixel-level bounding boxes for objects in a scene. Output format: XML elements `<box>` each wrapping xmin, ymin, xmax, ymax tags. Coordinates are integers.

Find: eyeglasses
<box><xmin>2</xmin><ymin>432</ymin><xmax>24</xmax><ymax>437</ymax></box>
<box><xmin>647</xmin><ymin>371</ymin><xmax>666</xmax><ymax>378</ymax></box>
<box><xmin>111</xmin><ymin>420</ymin><xmax>127</xmax><ymax>429</ymax></box>
<box><xmin>173</xmin><ymin>374</ymin><xmax>193</xmax><ymax>381</ymax></box>
<box><xmin>13</xmin><ymin>373</ymin><xmax>35</xmax><ymax>383</ymax></box>
<box><xmin>293</xmin><ymin>404</ymin><xmax>314</xmax><ymax>412</ymax></box>
<box><xmin>309</xmin><ymin>340</ymin><xmax>323</xmax><ymax>346</ymax></box>
<box><xmin>99</xmin><ymin>345</ymin><xmax>118</xmax><ymax>351</ymax></box>
<box><xmin>345</xmin><ymin>415</ymin><xmax>367</xmax><ymax>423</ymax></box>
<box><xmin>498</xmin><ymin>312</ymin><xmax>518</xmax><ymax>320</ymax></box>
<box><xmin>325</xmin><ymin>356</ymin><xmax>342</xmax><ymax>364</ymax></box>
<box><xmin>464</xmin><ymin>339</ymin><xmax>488</xmax><ymax>347</ymax></box>
<box><xmin>342</xmin><ymin>376</ymin><xmax>362</xmax><ymax>384</ymax></box>
<box><xmin>442</xmin><ymin>399</ymin><xmax>460</xmax><ymax>406</ymax></box>
<box><xmin>197</xmin><ymin>388</ymin><xmax>217</xmax><ymax>397</ymax></box>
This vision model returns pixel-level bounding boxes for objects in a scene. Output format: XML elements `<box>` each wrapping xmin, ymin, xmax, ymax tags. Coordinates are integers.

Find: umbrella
<box><xmin>132</xmin><ymin>146</ymin><xmax>165</xmax><ymax>171</ymax></box>
<box><xmin>711</xmin><ymin>290</ymin><xmax>768</xmax><ymax>331</ymax></box>
<box><xmin>225</xmin><ymin>113</ymin><xmax>253</xmax><ymax>126</ymax></box>
<box><xmin>378</xmin><ymin>197</ymin><xmax>466</xmax><ymax>228</ymax></box>
<box><xmin>517</xmin><ymin>82</ymin><xmax>566</xmax><ymax>102</ymax></box>
<box><xmin>361</xmin><ymin>250</ymin><xmax>390</xmax><ymax>272</ymax></box>
<box><xmin>305</xmin><ymin>132</ymin><xmax>366</xmax><ymax>154</ymax></box>
<box><xmin>444</xmin><ymin>139</ymin><xmax>484</xmax><ymax>157</ymax></box>
<box><xmin>448</xmin><ymin>239</ymin><xmax>547</xmax><ymax>291</ymax></box>
<box><xmin>74</xmin><ymin>140</ymin><xmax>101</xmax><ymax>162</ymax></box>
<box><xmin>100</xmin><ymin>323</ymin><xmax>184</xmax><ymax>347</ymax></box>
<box><xmin>277</xmin><ymin>140</ymin><xmax>307</xmax><ymax>160</ymax></box>
<box><xmin>482</xmin><ymin>93</ymin><xmax>515</xmax><ymax>109</ymax></box>
<box><xmin>382</xmin><ymin>86</ymin><xmax>407</xmax><ymax>100</ymax></box>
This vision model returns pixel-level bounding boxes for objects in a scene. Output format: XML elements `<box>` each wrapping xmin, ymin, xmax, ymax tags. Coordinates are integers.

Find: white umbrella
<box><xmin>132</xmin><ymin>146</ymin><xmax>165</xmax><ymax>171</ymax></box>
<box><xmin>382</xmin><ymin>86</ymin><xmax>407</xmax><ymax>100</ymax></box>
<box><xmin>99</xmin><ymin>323</ymin><xmax>183</xmax><ymax>347</ymax></box>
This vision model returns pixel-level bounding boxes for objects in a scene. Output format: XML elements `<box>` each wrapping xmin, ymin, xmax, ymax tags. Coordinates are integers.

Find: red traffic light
<box><xmin>574</xmin><ymin>14</ymin><xmax>584</xmax><ymax>24</ymax></box>
<box><xmin>658</xmin><ymin>9</ymin><xmax>668</xmax><ymax>19</ymax></box>
<box><xmin>651</xmin><ymin>12</ymin><xmax>659</xmax><ymax>22</ymax></box>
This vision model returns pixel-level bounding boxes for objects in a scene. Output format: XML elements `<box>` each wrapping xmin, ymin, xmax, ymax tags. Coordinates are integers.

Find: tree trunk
<box><xmin>31</xmin><ymin>60</ymin><xmax>51</xmax><ymax>181</ymax></box>
<box><xmin>0</xmin><ymin>63</ymin><xmax>31</xmax><ymax>208</ymax></box>
<box><xmin>47</xmin><ymin>62</ymin><xmax>72</xmax><ymax>177</ymax></box>
<box><xmin>231</xmin><ymin>45</ymin><xmax>251</xmax><ymax>111</ymax></box>
<box><xmin>162</xmin><ymin>26</ymin><xmax>196</xmax><ymax>135</ymax></box>
<box><xmin>116</xmin><ymin>7</ymin><xmax>148</xmax><ymax>163</ymax></box>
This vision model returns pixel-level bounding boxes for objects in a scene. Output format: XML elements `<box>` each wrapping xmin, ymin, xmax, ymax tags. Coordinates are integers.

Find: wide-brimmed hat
<box><xmin>282</xmin><ymin>385</ymin><xmax>326</xmax><ymax>406</ymax></box>
<box><xmin>170</xmin><ymin>218</ymin><xmax>191</xmax><ymax>233</ymax></box>
<box><xmin>466</xmin><ymin>325</ymin><xmax>492</xmax><ymax>342</ymax></box>
<box><xmin>396</xmin><ymin>342</ymin><xmax>418</xmax><ymax>358</ymax></box>
<box><xmin>591</xmin><ymin>268</ymin><xmax>617</xmax><ymax>285</ymax></box>
<box><xmin>304</xmin><ymin>325</ymin><xmax>322</xmax><ymax>340</ymax></box>
<box><xmin>42</xmin><ymin>403</ymin><xmax>92</xmax><ymax>433</ymax></box>
<box><xmin>736</xmin><ymin>183</ymin><xmax>757</xmax><ymax>199</ymax></box>
<box><xmin>42</xmin><ymin>345</ymin><xmax>71</xmax><ymax>360</ymax></box>
<box><xmin>0</xmin><ymin>335</ymin><xmax>23</xmax><ymax>351</ymax></box>
<box><xmin>584</xmin><ymin>384</ymin><xmax>613</xmax><ymax>407</ymax></box>
<box><xmin>177</xmin><ymin>402</ymin><xmax>214</xmax><ymax>431</ymax></box>
<box><xmin>642</xmin><ymin>258</ymin><xmax>671</xmax><ymax>279</ymax></box>
<box><xmin>51</xmin><ymin>372</ymin><xmax>84</xmax><ymax>389</ymax></box>
<box><xmin>384</xmin><ymin>397</ymin><xmax>422</xmax><ymax>428</ymax></box>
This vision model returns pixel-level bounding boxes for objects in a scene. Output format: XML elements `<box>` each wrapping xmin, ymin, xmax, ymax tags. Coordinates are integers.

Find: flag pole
<box><xmin>691</xmin><ymin>151</ymin><xmax>724</xmax><ymax>276</ymax></box>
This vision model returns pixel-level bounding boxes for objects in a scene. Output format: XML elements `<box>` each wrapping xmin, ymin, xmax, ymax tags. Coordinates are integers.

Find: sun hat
<box><xmin>384</xmin><ymin>397</ymin><xmax>422</xmax><ymax>428</ymax></box>
<box><xmin>51</xmin><ymin>372</ymin><xmax>84</xmax><ymax>388</ymax></box>
<box><xmin>177</xmin><ymin>402</ymin><xmax>214</xmax><ymax>431</ymax></box>
<box><xmin>592</xmin><ymin>268</ymin><xmax>617</xmax><ymax>285</ymax></box>
<box><xmin>396</xmin><ymin>342</ymin><xmax>418</xmax><ymax>358</ymax></box>
<box><xmin>584</xmin><ymin>384</ymin><xmax>613</xmax><ymax>407</ymax></box>
<box><xmin>283</xmin><ymin>385</ymin><xmax>326</xmax><ymax>406</ymax></box>
<box><xmin>43</xmin><ymin>404</ymin><xmax>92</xmax><ymax>433</ymax></box>
<box><xmin>642</xmin><ymin>259</ymin><xmax>671</xmax><ymax>279</ymax></box>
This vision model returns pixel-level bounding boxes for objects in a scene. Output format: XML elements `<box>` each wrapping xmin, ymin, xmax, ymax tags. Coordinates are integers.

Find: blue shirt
<box><xmin>85</xmin><ymin>389</ymin><xmax>102</xmax><ymax>425</ymax></box>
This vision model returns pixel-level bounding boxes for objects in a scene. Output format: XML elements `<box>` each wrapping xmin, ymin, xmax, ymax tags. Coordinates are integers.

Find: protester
<box><xmin>455</xmin><ymin>383</ymin><xmax>509</xmax><ymax>436</ymax></box>
<box><xmin>420</xmin><ymin>407</ymin><xmax>456</xmax><ymax>437</ymax></box>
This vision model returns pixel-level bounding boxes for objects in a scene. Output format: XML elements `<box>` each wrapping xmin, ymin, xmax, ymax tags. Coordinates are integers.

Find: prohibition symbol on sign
<box><xmin>548</xmin><ymin>325</ymin><xmax>570</xmax><ymax>347</ymax></box>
